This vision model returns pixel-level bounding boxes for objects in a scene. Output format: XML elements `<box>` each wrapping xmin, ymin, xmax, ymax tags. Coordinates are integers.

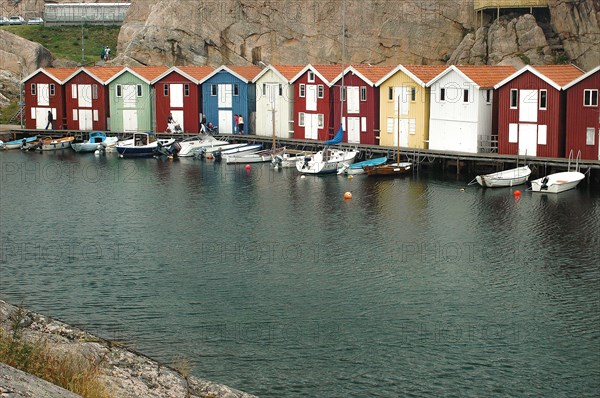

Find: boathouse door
<box><xmin>305</xmin><ymin>114</ymin><xmax>318</xmax><ymax>140</ymax></box>
<box><xmin>35</xmin><ymin>107</ymin><xmax>55</xmax><ymax>129</ymax></box>
<box><xmin>37</xmin><ymin>84</ymin><xmax>49</xmax><ymax>106</ymax></box>
<box><xmin>123</xmin><ymin>110</ymin><xmax>138</xmax><ymax>132</ymax></box>
<box><xmin>347</xmin><ymin>117</ymin><xmax>360</xmax><ymax>143</ymax></box>
<box><xmin>518</xmin><ymin>124</ymin><xmax>537</xmax><ymax>156</ymax></box>
<box><xmin>218</xmin><ymin>84</ymin><xmax>232</xmax><ymax>108</ymax></box>
<box><xmin>306</xmin><ymin>85</ymin><xmax>317</xmax><ymax>111</ymax></box>
<box><xmin>78</xmin><ymin>109</ymin><xmax>93</xmax><ymax>130</ymax></box>
<box><xmin>218</xmin><ymin>110</ymin><xmax>232</xmax><ymax>134</ymax></box>
<box><xmin>171</xmin><ymin>110</ymin><xmax>184</xmax><ymax>132</ymax></box>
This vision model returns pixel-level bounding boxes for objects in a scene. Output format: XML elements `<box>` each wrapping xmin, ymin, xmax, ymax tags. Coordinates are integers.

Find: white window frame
<box><xmin>308</xmin><ymin>71</ymin><xmax>315</xmax><ymax>83</ymax></box>
<box><xmin>584</xmin><ymin>89</ymin><xmax>598</xmax><ymax>107</ymax></box>
<box><xmin>299</xmin><ymin>84</ymin><xmax>305</xmax><ymax>98</ymax></box>
<box><xmin>31</xmin><ymin>83</ymin><xmax>36</xmax><ymax>96</ymax></box>
<box><xmin>116</xmin><ymin>84</ymin><xmax>122</xmax><ymax>97</ymax></box>
<box><xmin>233</xmin><ymin>84</ymin><xmax>239</xmax><ymax>96</ymax></box>
<box><xmin>164</xmin><ymin>84</ymin><xmax>169</xmax><ymax>96</ymax></box>
<box><xmin>538</xmin><ymin>125</ymin><xmax>547</xmax><ymax>145</ymax></box>
<box><xmin>361</xmin><ymin>116</ymin><xmax>366</xmax><ymax>132</ymax></box>
<box><xmin>341</xmin><ymin>86</ymin><xmax>346</xmax><ymax>102</ymax></box>
<box><xmin>184</xmin><ymin>84</ymin><xmax>190</xmax><ymax>96</ymax></box>
<box><xmin>92</xmin><ymin>84</ymin><xmax>98</xmax><ymax>100</ymax></box>
<box><xmin>49</xmin><ymin>84</ymin><xmax>55</xmax><ymax>96</ymax></box>
<box><xmin>93</xmin><ymin>109</ymin><xmax>99</xmax><ymax>122</ymax></box>
<box><xmin>210</xmin><ymin>84</ymin><xmax>217</xmax><ymax>96</ymax></box>
<box><xmin>539</xmin><ymin>89</ymin><xmax>547</xmax><ymax>110</ymax></box>
<box><xmin>136</xmin><ymin>84</ymin><xmax>143</xmax><ymax>97</ymax></box>
<box><xmin>318</xmin><ymin>114</ymin><xmax>324</xmax><ymax>129</ymax></box>
<box><xmin>72</xmin><ymin>109</ymin><xmax>78</xmax><ymax>121</ymax></box>
<box><xmin>71</xmin><ymin>85</ymin><xmax>77</xmax><ymax>99</ymax></box>
<box><xmin>388</xmin><ymin>87</ymin><xmax>393</xmax><ymax>101</ymax></box>
<box><xmin>440</xmin><ymin>88</ymin><xmax>445</xmax><ymax>102</ymax></box>
<box><xmin>411</xmin><ymin>87</ymin><xmax>416</xmax><ymax>102</ymax></box>
<box><xmin>360</xmin><ymin>86</ymin><xmax>367</xmax><ymax>102</ymax></box>
<box><xmin>317</xmin><ymin>84</ymin><xmax>324</xmax><ymax>98</ymax></box>
<box><xmin>508</xmin><ymin>123</ymin><xmax>518</xmax><ymax>143</ymax></box>
<box><xmin>586</xmin><ymin>127</ymin><xmax>595</xmax><ymax>145</ymax></box>
<box><xmin>463</xmin><ymin>89</ymin><xmax>469</xmax><ymax>103</ymax></box>
<box><xmin>510</xmin><ymin>89</ymin><xmax>518</xmax><ymax>109</ymax></box>
<box><xmin>298</xmin><ymin>112</ymin><xmax>305</xmax><ymax>127</ymax></box>
<box><xmin>486</xmin><ymin>89</ymin><xmax>492</xmax><ymax>104</ymax></box>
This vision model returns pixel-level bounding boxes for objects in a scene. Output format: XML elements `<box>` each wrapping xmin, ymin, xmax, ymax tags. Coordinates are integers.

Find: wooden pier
<box><xmin>2</xmin><ymin>129</ymin><xmax>599</xmax><ymax>180</ymax></box>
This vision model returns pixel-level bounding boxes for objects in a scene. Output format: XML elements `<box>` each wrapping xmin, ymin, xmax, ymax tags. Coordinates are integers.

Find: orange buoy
<box><xmin>344</xmin><ymin>192</ymin><xmax>353</xmax><ymax>200</ymax></box>
<box><xmin>514</xmin><ymin>190</ymin><xmax>521</xmax><ymax>197</ymax></box>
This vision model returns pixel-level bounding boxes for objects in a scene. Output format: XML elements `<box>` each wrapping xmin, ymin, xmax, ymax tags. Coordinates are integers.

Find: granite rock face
<box><xmin>0</xmin><ymin>301</ymin><xmax>257</xmax><ymax>398</ymax></box>
<box><xmin>0</xmin><ymin>363</ymin><xmax>83</xmax><ymax>398</ymax></box>
<box><xmin>114</xmin><ymin>0</ymin><xmax>470</xmax><ymax>67</ymax></box>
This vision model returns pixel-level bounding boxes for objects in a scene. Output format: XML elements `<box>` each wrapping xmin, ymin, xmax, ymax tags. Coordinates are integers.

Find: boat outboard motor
<box><xmin>272</xmin><ymin>155</ymin><xmax>282</xmax><ymax>169</ymax></box>
<box><xmin>302</xmin><ymin>157</ymin><xmax>310</xmax><ymax>169</ymax></box>
<box><xmin>194</xmin><ymin>147</ymin><xmax>206</xmax><ymax>160</ymax></box>
<box><xmin>213</xmin><ymin>150</ymin><xmax>222</xmax><ymax>162</ymax></box>
<box><xmin>541</xmin><ymin>177</ymin><xmax>549</xmax><ymax>190</ymax></box>
<box><xmin>20</xmin><ymin>138</ymin><xmax>27</xmax><ymax>150</ymax></box>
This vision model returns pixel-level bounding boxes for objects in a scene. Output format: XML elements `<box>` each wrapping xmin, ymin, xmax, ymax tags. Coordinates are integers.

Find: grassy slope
<box><xmin>0</xmin><ymin>25</ymin><xmax>120</xmax><ymax>123</ymax></box>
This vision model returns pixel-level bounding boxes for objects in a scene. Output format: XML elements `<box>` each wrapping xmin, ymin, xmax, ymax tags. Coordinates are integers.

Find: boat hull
<box><xmin>296</xmin><ymin>149</ymin><xmax>359</xmax><ymax>175</ymax></box>
<box><xmin>116</xmin><ymin>138</ymin><xmax>175</xmax><ymax>158</ymax></box>
<box><xmin>365</xmin><ymin>162</ymin><xmax>411</xmax><ymax>176</ymax></box>
<box><xmin>530</xmin><ymin>171</ymin><xmax>585</xmax><ymax>193</ymax></box>
<box><xmin>177</xmin><ymin>138</ymin><xmax>229</xmax><ymax>157</ymax></box>
<box><xmin>0</xmin><ymin>136</ymin><xmax>38</xmax><ymax>150</ymax></box>
<box><xmin>37</xmin><ymin>137</ymin><xmax>74</xmax><ymax>151</ymax></box>
<box><xmin>72</xmin><ymin>137</ymin><xmax>118</xmax><ymax>153</ymax></box>
<box><xmin>475</xmin><ymin>166</ymin><xmax>531</xmax><ymax>188</ymax></box>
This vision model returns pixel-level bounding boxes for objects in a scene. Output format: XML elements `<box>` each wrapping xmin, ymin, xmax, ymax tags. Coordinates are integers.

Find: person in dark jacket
<box><xmin>45</xmin><ymin>110</ymin><xmax>53</xmax><ymax>129</ymax></box>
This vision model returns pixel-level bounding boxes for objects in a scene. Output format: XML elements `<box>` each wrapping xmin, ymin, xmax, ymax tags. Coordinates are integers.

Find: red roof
<box><xmin>130</xmin><ymin>66</ymin><xmax>169</xmax><ymax>81</ymax></box>
<box><xmin>44</xmin><ymin>67</ymin><xmax>79</xmax><ymax>82</ymax></box>
<box><xmin>227</xmin><ymin>65</ymin><xmax>262</xmax><ymax>81</ymax></box>
<box><xmin>533</xmin><ymin>64</ymin><xmax>584</xmax><ymax>86</ymax></box>
<box><xmin>85</xmin><ymin>66</ymin><xmax>125</xmax><ymax>83</ymax></box>
<box><xmin>351</xmin><ymin>65</ymin><xmax>396</xmax><ymax>84</ymax></box>
<box><xmin>456</xmin><ymin>65</ymin><xmax>516</xmax><ymax>87</ymax></box>
<box><xmin>312</xmin><ymin>64</ymin><xmax>344</xmax><ymax>83</ymax></box>
<box><xmin>271</xmin><ymin>65</ymin><xmax>305</xmax><ymax>80</ymax></box>
<box><xmin>403</xmin><ymin>65</ymin><xmax>449</xmax><ymax>84</ymax></box>
<box><xmin>177</xmin><ymin>65</ymin><xmax>215</xmax><ymax>81</ymax></box>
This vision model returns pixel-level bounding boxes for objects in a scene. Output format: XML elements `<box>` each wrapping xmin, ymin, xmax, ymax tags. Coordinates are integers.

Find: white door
<box><xmin>123</xmin><ymin>85</ymin><xmax>137</xmax><ymax>107</ymax></box>
<box><xmin>35</xmin><ymin>107</ymin><xmax>49</xmax><ymax>129</ymax></box>
<box><xmin>306</xmin><ymin>85</ymin><xmax>317</xmax><ymax>111</ymax></box>
<box><xmin>347</xmin><ymin>117</ymin><xmax>360</xmax><ymax>143</ymax></box>
<box><xmin>305</xmin><ymin>114</ymin><xmax>318</xmax><ymax>140</ymax></box>
<box><xmin>123</xmin><ymin>109</ymin><xmax>138</xmax><ymax>132</ymax></box>
<box><xmin>218</xmin><ymin>84</ymin><xmax>232</xmax><ymax>108</ymax></box>
<box><xmin>170</xmin><ymin>84</ymin><xmax>183</xmax><ymax>107</ymax></box>
<box><xmin>78</xmin><ymin>109</ymin><xmax>93</xmax><ymax>130</ymax></box>
<box><xmin>171</xmin><ymin>110</ymin><xmax>184</xmax><ymax>132</ymax></box>
<box><xmin>78</xmin><ymin>84</ymin><xmax>92</xmax><ymax>108</ymax></box>
<box><xmin>399</xmin><ymin>119</ymin><xmax>409</xmax><ymax>147</ymax></box>
<box><xmin>518</xmin><ymin>124</ymin><xmax>537</xmax><ymax>156</ymax></box>
<box><xmin>37</xmin><ymin>84</ymin><xmax>49</xmax><ymax>106</ymax></box>
<box><xmin>347</xmin><ymin>87</ymin><xmax>360</xmax><ymax>114</ymax></box>
<box><xmin>519</xmin><ymin>89</ymin><xmax>538</xmax><ymax>123</ymax></box>
<box><xmin>218</xmin><ymin>110</ymin><xmax>232</xmax><ymax>134</ymax></box>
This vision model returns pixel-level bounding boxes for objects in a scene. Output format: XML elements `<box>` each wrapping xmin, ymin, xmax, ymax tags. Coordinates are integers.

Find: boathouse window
<box><xmin>388</xmin><ymin>87</ymin><xmax>393</xmax><ymax>101</ymax></box>
<box><xmin>411</xmin><ymin>87</ymin><xmax>416</xmax><ymax>102</ymax></box>
<box><xmin>279</xmin><ymin>84</ymin><xmax>283</xmax><ymax>96</ymax></box>
<box><xmin>262</xmin><ymin>83</ymin><xmax>266</xmax><ymax>95</ymax></box>
<box><xmin>308</xmin><ymin>71</ymin><xmax>315</xmax><ymax>83</ymax></box>
<box><xmin>586</xmin><ymin>128</ymin><xmax>595</xmax><ymax>145</ymax></box>
<box><xmin>116</xmin><ymin>85</ymin><xmax>122</xmax><ymax>97</ymax></box>
<box><xmin>463</xmin><ymin>89</ymin><xmax>469</xmax><ymax>103</ymax></box>
<box><xmin>30</xmin><ymin>83</ymin><xmax>36</xmax><ymax>96</ymax></box>
<box><xmin>341</xmin><ymin>86</ymin><xmax>346</xmax><ymax>102</ymax></box>
<box><xmin>440</xmin><ymin>88</ymin><xmax>445</xmax><ymax>101</ymax></box>
<box><xmin>233</xmin><ymin>84</ymin><xmax>239</xmax><ymax>96</ymax></box>
<box><xmin>210</xmin><ymin>84</ymin><xmax>217</xmax><ymax>96</ymax></box>
<box><xmin>298</xmin><ymin>112</ymin><xmax>305</xmax><ymax>127</ymax></box>
<box><xmin>136</xmin><ymin>84</ymin><xmax>143</xmax><ymax>97</ymax></box>
<box><xmin>71</xmin><ymin>85</ymin><xmax>77</xmax><ymax>99</ymax></box>
<box><xmin>72</xmin><ymin>109</ymin><xmax>78</xmax><ymax>121</ymax></box>
<box><xmin>510</xmin><ymin>89</ymin><xmax>518</xmax><ymax>109</ymax></box>
<box><xmin>49</xmin><ymin>84</ymin><xmax>55</xmax><ymax>96</ymax></box>
<box><xmin>539</xmin><ymin>90</ymin><xmax>547</xmax><ymax>110</ymax></box>
<box><xmin>92</xmin><ymin>84</ymin><xmax>98</xmax><ymax>100</ymax></box>
<box><xmin>360</xmin><ymin>86</ymin><xmax>367</xmax><ymax>101</ymax></box>
<box><xmin>584</xmin><ymin>89</ymin><xmax>598</xmax><ymax>106</ymax></box>
<box><xmin>184</xmin><ymin>84</ymin><xmax>190</xmax><ymax>96</ymax></box>
<box><xmin>299</xmin><ymin>84</ymin><xmax>305</xmax><ymax>97</ymax></box>
<box><xmin>318</xmin><ymin>85</ymin><xmax>324</xmax><ymax>98</ymax></box>
<box><xmin>164</xmin><ymin>84</ymin><xmax>169</xmax><ymax>96</ymax></box>
<box><xmin>486</xmin><ymin>89</ymin><xmax>491</xmax><ymax>104</ymax></box>
<box><xmin>318</xmin><ymin>114</ymin><xmax>324</xmax><ymax>128</ymax></box>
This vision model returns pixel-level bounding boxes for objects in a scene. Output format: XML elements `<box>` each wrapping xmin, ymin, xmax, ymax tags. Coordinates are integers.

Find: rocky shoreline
<box><xmin>0</xmin><ymin>300</ymin><xmax>257</xmax><ymax>398</ymax></box>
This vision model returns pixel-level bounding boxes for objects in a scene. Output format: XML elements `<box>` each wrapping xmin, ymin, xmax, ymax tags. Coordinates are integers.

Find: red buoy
<box><xmin>245</xmin><ymin>164</ymin><xmax>251</xmax><ymax>171</ymax></box>
<box><xmin>514</xmin><ymin>190</ymin><xmax>521</xmax><ymax>197</ymax></box>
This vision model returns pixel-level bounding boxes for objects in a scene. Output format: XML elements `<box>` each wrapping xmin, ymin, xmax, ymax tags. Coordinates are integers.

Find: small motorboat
<box><xmin>530</xmin><ymin>171</ymin><xmax>585</xmax><ymax>193</ymax></box>
<box><xmin>71</xmin><ymin>132</ymin><xmax>118</xmax><ymax>153</ymax></box>
<box><xmin>364</xmin><ymin>161</ymin><xmax>412</xmax><ymax>176</ymax></box>
<box><xmin>30</xmin><ymin>136</ymin><xmax>74</xmax><ymax>151</ymax></box>
<box><xmin>220</xmin><ymin>144</ymin><xmax>263</xmax><ymax>156</ymax></box>
<box><xmin>177</xmin><ymin>135</ymin><xmax>229</xmax><ymax>157</ymax></box>
<box><xmin>473</xmin><ymin>166</ymin><xmax>532</xmax><ymax>188</ymax></box>
<box><xmin>0</xmin><ymin>136</ymin><xmax>38</xmax><ymax>150</ymax></box>
<box><xmin>272</xmin><ymin>152</ymin><xmax>312</xmax><ymax>169</ymax></box>
<box><xmin>225</xmin><ymin>147</ymin><xmax>285</xmax><ymax>164</ymax></box>
<box><xmin>338</xmin><ymin>156</ymin><xmax>387</xmax><ymax>175</ymax></box>
<box><xmin>116</xmin><ymin>132</ymin><xmax>175</xmax><ymax>158</ymax></box>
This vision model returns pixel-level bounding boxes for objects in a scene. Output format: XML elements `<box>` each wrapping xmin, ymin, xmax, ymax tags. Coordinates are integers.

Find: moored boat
<box><xmin>296</xmin><ymin>146</ymin><xmax>359</xmax><ymax>175</ymax></box>
<box><xmin>364</xmin><ymin>161</ymin><xmax>412</xmax><ymax>176</ymax></box>
<box><xmin>31</xmin><ymin>136</ymin><xmax>75</xmax><ymax>151</ymax></box>
<box><xmin>0</xmin><ymin>136</ymin><xmax>38</xmax><ymax>150</ymax></box>
<box><xmin>177</xmin><ymin>135</ymin><xmax>229</xmax><ymax>157</ymax></box>
<box><xmin>116</xmin><ymin>132</ymin><xmax>175</xmax><ymax>158</ymax></box>
<box><xmin>272</xmin><ymin>152</ymin><xmax>312</xmax><ymax>168</ymax></box>
<box><xmin>338</xmin><ymin>156</ymin><xmax>387</xmax><ymax>175</ymax></box>
<box><xmin>225</xmin><ymin>147</ymin><xmax>285</xmax><ymax>164</ymax></box>
<box><xmin>71</xmin><ymin>132</ymin><xmax>118</xmax><ymax>153</ymax></box>
<box><xmin>530</xmin><ymin>171</ymin><xmax>585</xmax><ymax>193</ymax></box>
<box><xmin>220</xmin><ymin>144</ymin><xmax>263</xmax><ymax>156</ymax></box>
<box><xmin>474</xmin><ymin>165</ymin><xmax>532</xmax><ymax>188</ymax></box>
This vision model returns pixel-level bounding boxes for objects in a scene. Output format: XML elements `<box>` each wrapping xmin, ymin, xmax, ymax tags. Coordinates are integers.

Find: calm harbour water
<box><xmin>0</xmin><ymin>149</ymin><xmax>599</xmax><ymax>397</ymax></box>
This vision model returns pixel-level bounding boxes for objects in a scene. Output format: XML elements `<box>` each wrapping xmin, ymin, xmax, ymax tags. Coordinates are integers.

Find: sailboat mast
<box><xmin>397</xmin><ymin>96</ymin><xmax>400</xmax><ymax>164</ymax></box>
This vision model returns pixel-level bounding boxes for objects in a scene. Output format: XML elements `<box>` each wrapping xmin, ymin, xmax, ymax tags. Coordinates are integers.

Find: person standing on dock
<box><xmin>234</xmin><ymin>114</ymin><xmax>239</xmax><ymax>134</ymax></box>
<box><xmin>238</xmin><ymin>114</ymin><xmax>244</xmax><ymax>134</ymax></box>
<box><xmin>45</xmin><ymin>110</ymin><xmax>53</xmax><ymax>130</ymax></box>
